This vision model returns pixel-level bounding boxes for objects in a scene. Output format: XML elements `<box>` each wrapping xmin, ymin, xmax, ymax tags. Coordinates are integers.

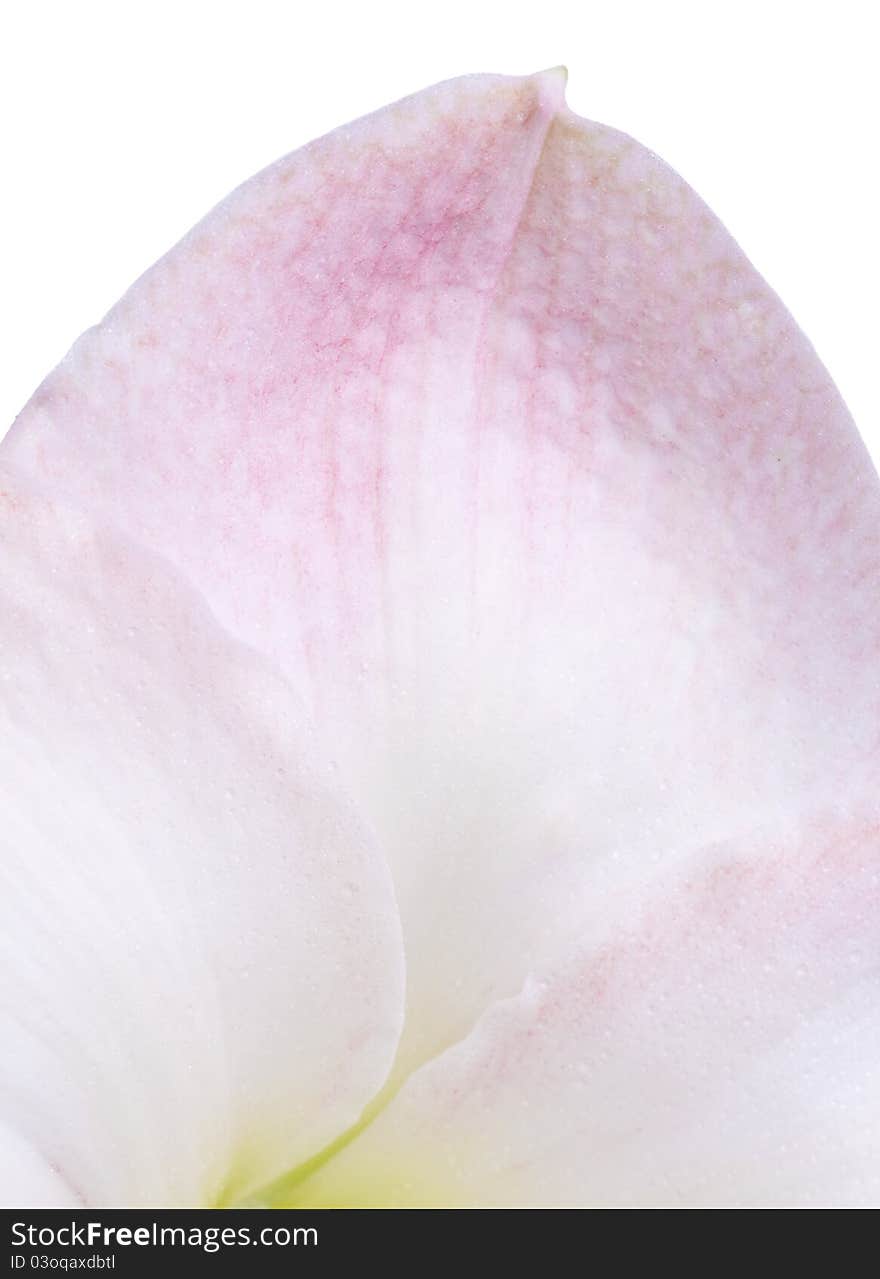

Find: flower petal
<box><xmin>5</xmin><ymin>70</ymin><xmax>879</xmax><ymax>1103</ymax></box>
<box><xmin>291</xmin><ymin>804</ymin><xmax>880</xmax><ymax>1206</ymax></box>
<box><xmin>0</xmin><ymin>1126</ymin><xmax>80</xmax><ymax>1209</ymax></box>
<box><xmin>0</xmin><ymin>468</ymin><xmax>404</xmax><ymax>1206</ymax></box>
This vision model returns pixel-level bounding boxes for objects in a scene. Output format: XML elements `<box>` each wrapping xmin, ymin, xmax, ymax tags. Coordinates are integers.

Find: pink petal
<box><xmin>4</xmin><ymin>70</ymin><xmax>879</xmax><ymax>1202</ymax></box>
<box><xmin>0</xmin><ymin>466</ymin><xmax>404</xmax><ymax>1206</ymax></box>
<box><xmin>290</xmin><ymin>805</ymin><xmax>880</xmax><ymax>1206</ymax></box>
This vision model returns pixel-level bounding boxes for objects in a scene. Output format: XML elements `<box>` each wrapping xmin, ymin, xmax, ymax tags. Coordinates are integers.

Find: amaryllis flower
<box><xmin>2</xmin><ymin>68</ymin><xmax>878</xmax><ymax>1209</ymax></box>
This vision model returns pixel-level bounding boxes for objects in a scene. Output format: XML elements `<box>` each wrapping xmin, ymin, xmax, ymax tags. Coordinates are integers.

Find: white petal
<box><xmin>0</xmin><ymin>1126</ymin><xmax>79</xmax><ymax>1208</ymax></box>
<box><xmin>292</xmin><ymin>805</ymin><xmax>880</xmax><ymax>1206</ymax></box>
<box><xmin>0</xmin><ymin>468</ymin><xmax>404</xmax><ymax>1206</ymax></box>
<box><xmin>5</xmin><ymin>70</ymin><xmax>880</xmax><ymax>1201</ymax></box>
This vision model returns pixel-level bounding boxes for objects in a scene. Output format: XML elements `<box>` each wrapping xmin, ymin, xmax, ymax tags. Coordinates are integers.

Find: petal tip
<box><xmin>532</xmin><ymin>65</ymin><xmax>568</xmax><ymax>113</ymax></box>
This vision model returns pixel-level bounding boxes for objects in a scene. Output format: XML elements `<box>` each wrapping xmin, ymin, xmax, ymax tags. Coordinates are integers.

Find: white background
<box><xmin>2</xmin><ymin>1</ymin><xmax>877</xmax><ymax>462</ymax></box>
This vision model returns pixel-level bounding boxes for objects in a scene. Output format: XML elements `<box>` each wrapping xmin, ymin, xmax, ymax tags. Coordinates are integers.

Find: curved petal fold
<box><xmin>0</xmin><ymin>467</ymin><xmax>404</xmax><ymax>1206</ymax></box>
<box><xmin>293</xmin><ymin>805</ymin><xmax>880</xmax><ymax>1206</ymax></box>
<box><xmin>0</xmin><ymin>1126</ymin><xmax>80</xmax><ymax>1209</ymax></box>
<box><xmin>3</xmin><ymin>68</ymin><xmax>879</xmax><ymax>1203</ymax></box>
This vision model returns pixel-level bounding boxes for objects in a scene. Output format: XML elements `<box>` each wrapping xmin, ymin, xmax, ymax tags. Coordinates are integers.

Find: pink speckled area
<box><xmin>2</xmin><ymin>70</ymin><xmax>879</xmax><ymax>1205</ymax></box>
<box><xmin>295</xmin><ymin>809</ymin><xmax>880</xmax><ymax>1206</ymax></box>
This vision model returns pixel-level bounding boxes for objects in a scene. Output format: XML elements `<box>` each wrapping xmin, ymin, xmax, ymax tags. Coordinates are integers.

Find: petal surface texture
<box><xmin>0</xmin><ymin>469</ymin><xmax>404</xmax><ymax>1206</ymax></box>
<box><xmin>294</xmin><ymin>808</ymin><xmax>880</xmax><ymax>1206</ymax></box>
<box><xmin>3</xmin><ymin>70</ymin><xmax>880</xmax><ymax>1205</ymax></box>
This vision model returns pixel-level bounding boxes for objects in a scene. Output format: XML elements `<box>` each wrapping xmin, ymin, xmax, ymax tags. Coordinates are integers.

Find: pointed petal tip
<box><xmin>532</xmin><ymin>65</ymin><xmax>568</xmax><ymax>113</ymax></box>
